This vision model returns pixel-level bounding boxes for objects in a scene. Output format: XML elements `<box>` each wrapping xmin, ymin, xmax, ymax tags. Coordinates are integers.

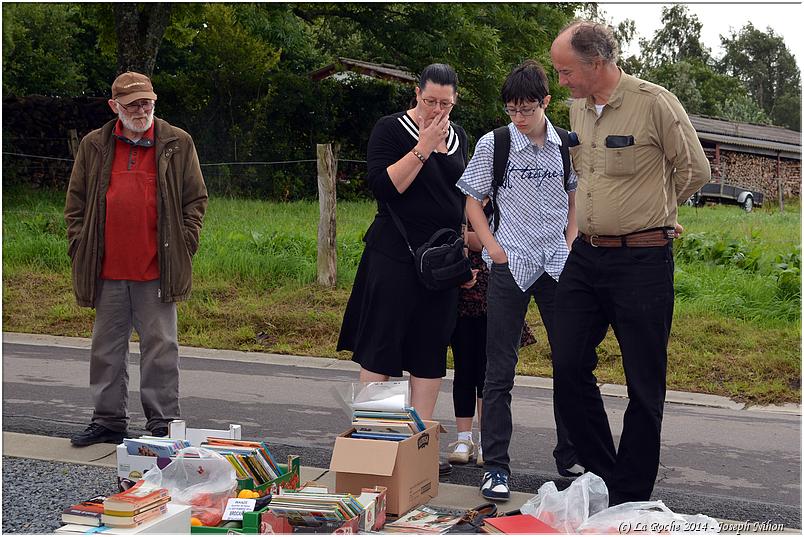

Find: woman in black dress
<box><xmin>337</xmin><ymin>63</ymin><xmax>473</xmax><ymax>422</ymax></box>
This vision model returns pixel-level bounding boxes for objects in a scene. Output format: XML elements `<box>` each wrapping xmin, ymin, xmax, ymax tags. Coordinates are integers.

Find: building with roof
<box><xmin>689</xmin><ymin>115</ymin><xmax>800</xmax><ymax>201</ymax></box>
<box><xmin>309</xmin><ymin>58</ymin><xmax>416</xmax><ymax>84</ymax></box>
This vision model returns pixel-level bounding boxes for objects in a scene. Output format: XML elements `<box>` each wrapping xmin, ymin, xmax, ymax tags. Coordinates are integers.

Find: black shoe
<box><xmin>439</xmin><ymin>459</ymin><xmax>453</xmax><ymax>476</ymax></box>
<box><xmin>70</xmin><ymin>423</ymin><xmax>126</xmax><ymax>447</ymax></box>
<box><xmin>150</xmin><ymin>426</ymin><xmax>169</xmax><ymax>437</ymax></box>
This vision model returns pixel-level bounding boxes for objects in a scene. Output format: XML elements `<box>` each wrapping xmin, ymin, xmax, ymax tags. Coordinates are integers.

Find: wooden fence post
<box><xmin>777</xmin><ymin>177</ymin><xmax>785</xmax><ymax>212</ymax></box>
<box><xmin>316</xmin><ymin>143</ymin><xmax>339</xmax><ymax>286</ymax></box>
<box><xmin>67</xmin><ymin>129</ymin><xmax>80</xmax><ymax>158</ymax></box>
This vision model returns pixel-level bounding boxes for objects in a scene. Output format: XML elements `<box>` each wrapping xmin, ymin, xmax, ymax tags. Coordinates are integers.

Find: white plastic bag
<box><xmin>144</xmin><ymin>446</ymin><xmax>237</xmax><ymax>526</ymax></box>
<box><xmin>520</xmin><ymin>472</ymin><xmax>609</xmax><ymax>533</ymax></box>
<box><xmin>577</xmin><ymin>500</ymin><xmax>720</xmax><ymax>534</ymax></box>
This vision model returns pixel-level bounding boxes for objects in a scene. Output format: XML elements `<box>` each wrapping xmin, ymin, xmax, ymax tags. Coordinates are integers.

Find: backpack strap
<box><xmin>491</xmin><ymin>126</ymin><xmax>511</xmax><ymax>232</ymax></box>
<box><xmin>554</xmin><ymin>126</ymin><xmax>571</xmax><ymax>192</ymax></box>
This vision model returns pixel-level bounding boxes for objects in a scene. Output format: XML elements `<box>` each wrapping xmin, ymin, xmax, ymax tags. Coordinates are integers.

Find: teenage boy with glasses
<box><xmin>456</xmin><ymin>60</ymin><xmax>583</xmax><ymax>501</ymax></box>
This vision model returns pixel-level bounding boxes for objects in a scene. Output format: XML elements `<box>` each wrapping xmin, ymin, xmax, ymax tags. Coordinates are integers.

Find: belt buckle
<box><xmin>589</xmin><ymin>234</ymin><xmax>600</xmax><ymax>247</ymax></box>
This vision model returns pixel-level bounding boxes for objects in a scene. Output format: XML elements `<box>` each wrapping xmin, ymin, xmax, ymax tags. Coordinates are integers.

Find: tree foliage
<box><xmin>718</xmin><ymin>23</ymin><xmax>801</xmax><ymax>130</ymax></box>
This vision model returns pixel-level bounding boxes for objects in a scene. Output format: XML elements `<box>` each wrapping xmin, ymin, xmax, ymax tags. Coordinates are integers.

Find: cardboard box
<box><xmin>260</xmin><ymin>509</ymin><xmax>359</xmax><ymax>534</ymax></box>
<box><xmin>329</xmin><ymin>420</ymin><xmax>444</xmax><ymax>517</ymax></box>
<box><xmin>296</xmin><ymin>482</ymin><xmax>387</xmax><ymax>533</ymax></box>
<box><xmin>116</xmin><ymin>421</ymin><xmax>241</xmax><ymax>489</ymax></box>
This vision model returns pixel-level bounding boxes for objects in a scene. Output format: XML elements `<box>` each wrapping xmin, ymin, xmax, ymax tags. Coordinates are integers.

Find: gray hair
<box><xmin>561</xmin><ymin>20</ymin><xmax>619</xmax><ymax>65</ymax></box>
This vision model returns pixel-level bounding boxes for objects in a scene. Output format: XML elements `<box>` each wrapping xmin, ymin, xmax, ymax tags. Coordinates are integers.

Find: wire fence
<box><xmin>2</xmin><ymin>151</ymin><xmax>371</xmax><ymax>200</ymax></box>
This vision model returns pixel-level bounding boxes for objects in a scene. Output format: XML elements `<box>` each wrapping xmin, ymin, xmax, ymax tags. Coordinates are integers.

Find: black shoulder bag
<box><xmin>386</xmin><ymin>204</ymin><xmax>473</xmax><ymax>292</ymax></box>
<box><xmin>489</xmin><ymin>125</ymin><xmax>572</xmax><ymax>232</ymax></box>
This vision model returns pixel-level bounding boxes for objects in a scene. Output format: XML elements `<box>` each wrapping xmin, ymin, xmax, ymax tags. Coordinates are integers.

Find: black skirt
<box><xmin>337</xmin><ymin>246</ymin><xmax>459</xmax><ymax>379</ymax></box>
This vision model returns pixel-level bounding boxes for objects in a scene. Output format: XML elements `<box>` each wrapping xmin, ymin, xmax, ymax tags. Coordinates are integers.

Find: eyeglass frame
<box><xmin>420</xmin><ymin>97</ymin><xmax>455</xmax><ymax>110</ymax></box>
<box><xmin>116</xmin><ymin>99</ymin><xmax>155</xmax><ymax>113</ymax></box>
<box><xmin>503</xmin><ymin>101</ymin><xmax>544</xmax><ymax>117</ymax></box>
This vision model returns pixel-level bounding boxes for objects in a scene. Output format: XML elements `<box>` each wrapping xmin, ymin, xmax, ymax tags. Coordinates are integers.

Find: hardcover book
<box><xmin>101</xmin><ymin>502</ymin><xmax>169</xmax><ymax>527</ymax></box>
<box><xmin>482</xmin><ymin>513</ymin><xmax>559</xmax><ymax>534</ymax></box>
<box><xmin>61</xmin><ymin>495</ymin><xmax>106</xmax><ymax>526</ymax></box>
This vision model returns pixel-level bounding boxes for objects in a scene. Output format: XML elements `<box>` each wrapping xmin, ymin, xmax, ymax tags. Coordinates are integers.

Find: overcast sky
<box><xmin>598</xmin><ymin>2</ymin><xmax>804</xmax><ymax>70</ymax></box>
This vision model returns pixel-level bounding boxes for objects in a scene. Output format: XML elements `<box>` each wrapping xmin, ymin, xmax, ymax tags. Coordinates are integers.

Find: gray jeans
<box><xmin>90</xmin><ymin>279</ymin><xmax>179</xmax><ymax>432</ymax></box>
<box><xmin>482</xmin><ymin>263</ymin><xmax>577</xmax><ymax>476</ymax></box>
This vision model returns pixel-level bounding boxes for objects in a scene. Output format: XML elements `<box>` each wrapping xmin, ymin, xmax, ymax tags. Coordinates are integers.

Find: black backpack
<box><xmin>489</xmin><ymin>125</ymin><xmax>572</xmax><ymax>232</ymax></box>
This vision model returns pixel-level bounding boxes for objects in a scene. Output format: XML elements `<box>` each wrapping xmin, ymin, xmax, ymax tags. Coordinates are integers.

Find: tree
<box><xmin>112</xmin><ymin>3</ymin><xmax>174</xmax><ymax>76</ymax></box>
<box><xmin>2</xmin><ymin>3</ymin><xmax>87</xmax><ymax>96</ymax></box>
<box><xmin>718</xmin><ymin>23</ymin><xmax>801</xmax><ymax>131</ymax></box>
<box><xmin>639</xmin><ymin>5</ymin><xmax>710</xmax><ymax>73</ymax></box>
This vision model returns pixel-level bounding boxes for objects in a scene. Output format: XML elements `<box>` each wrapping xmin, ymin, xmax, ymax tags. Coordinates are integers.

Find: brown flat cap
<box><xmin>112</xmin><ymin>71</ymin><xmax>157</xmax><ymax>105</ymax></box>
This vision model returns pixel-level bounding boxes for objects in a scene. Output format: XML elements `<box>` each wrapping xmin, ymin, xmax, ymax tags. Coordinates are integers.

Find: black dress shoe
<box><xmin>70</xmin><ymin>423</ymin><xmax>126</xmax><ymax>447</ymax></box>
<box><xmin>439</xmin><ymin>459</ymin><xmax>453</xmax><ymax>476</ymax></box>
<box><xmin>150</xmin><ymin>426</ymin><xmax>169</xmax><ymax>437</ymax></box>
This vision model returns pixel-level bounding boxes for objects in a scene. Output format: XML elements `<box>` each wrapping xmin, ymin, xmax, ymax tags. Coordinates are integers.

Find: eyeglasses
<box><xmin>421</xmin><ymin>97</ymin><xmax>455</xmax><ymax>110</ymax></box>
<box><xmin>503</xmin><ymin>105</ymin><xmax>540</xmax><ymax>117</ymax></box>
<box><xmin>116</xmin><ymin>100</ymin><xmax>154</xmax><ymax>113</ymax></box>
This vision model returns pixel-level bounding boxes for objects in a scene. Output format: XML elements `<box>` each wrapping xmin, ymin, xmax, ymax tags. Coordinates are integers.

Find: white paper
<box><xmin>223</xmin><ymin>498</ymin><xmax>257</xmax><ymax>521</ymax></box>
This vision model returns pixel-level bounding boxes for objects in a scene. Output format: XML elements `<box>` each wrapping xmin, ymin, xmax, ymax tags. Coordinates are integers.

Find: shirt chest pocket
<box><xmin>604</xmin><ymin>136</ymin><xmax>636</xmax><ymax>177</ymax></box>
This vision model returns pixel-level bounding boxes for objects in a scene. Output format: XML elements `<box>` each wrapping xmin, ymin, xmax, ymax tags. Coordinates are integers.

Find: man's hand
<box><xmin>460</xmin><ymin>269</ymin><xmax>480</xmax><ymax>289</ymax></box>
<box><xmin>674</xmin><ymin>222</ymin><xmax>684</xmax><ymax>238</ymax></box>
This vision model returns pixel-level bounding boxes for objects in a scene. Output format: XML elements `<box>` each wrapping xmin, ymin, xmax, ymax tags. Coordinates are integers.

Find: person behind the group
<box><xmin>457</xmin><ymin>59</ymin><xmax>583</xmax><ymax>501</ymax></box>
<box><xmin>65</xmin><ymin>71</ymin><xmax>208</xmax><ymax>446</ymax></box>
<box><xmin>337</xmin><ymin>64</ymin><xmax>474</xmax><ymax>475</ymax></box>
<box><xmin>550</xmin><ymin>21</ymin><xmax>710</xmax><ymax>505</ymax></box>
<box><xmin>447</xmin><ymin>203</ymin><xmax>537</xmax><ymax>468</ymax></box>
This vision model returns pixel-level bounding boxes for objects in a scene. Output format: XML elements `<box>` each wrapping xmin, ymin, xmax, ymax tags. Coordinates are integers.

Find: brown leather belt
<box><xmin>579</xmin><ymin>228</ymin><xmax>675</xmax><ymax>248</ymax></box>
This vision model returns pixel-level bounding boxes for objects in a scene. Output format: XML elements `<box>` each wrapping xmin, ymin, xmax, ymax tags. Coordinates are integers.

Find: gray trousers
<box><xmin>482</xmin><ymin>263</ymin><xmax>577</xmax><ymax>476</ymax></box>
<box><xmin>90</xmin><ymin>279</ymin><xmax>179</xmax><ymax>432</ymax></box>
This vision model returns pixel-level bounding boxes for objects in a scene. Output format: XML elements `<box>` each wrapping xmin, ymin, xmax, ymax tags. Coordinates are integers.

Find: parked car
<box><xmin>690</xmin><ymin>182</ymin><xmax>763</xmax><ymax>212</ymax></box>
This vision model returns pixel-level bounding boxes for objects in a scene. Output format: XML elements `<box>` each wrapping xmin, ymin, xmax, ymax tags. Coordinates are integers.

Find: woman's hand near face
<box><xmin>416</xmin><ymin>111</ymin><xmax>449</xmax><ymax>156</ymax></box>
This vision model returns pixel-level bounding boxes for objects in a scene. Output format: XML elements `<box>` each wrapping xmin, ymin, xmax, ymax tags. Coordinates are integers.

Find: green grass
<box><xmin>3</xmin><ymin>189</ymin><xmax>800</xmax><ymax>404</ymax></box>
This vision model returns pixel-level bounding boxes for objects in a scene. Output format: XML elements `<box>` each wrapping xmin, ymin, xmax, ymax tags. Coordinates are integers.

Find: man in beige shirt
<box><xmin>549</xmin><ymin>21</ymin><xmax>710</xmax><ymax>504</ymax></box>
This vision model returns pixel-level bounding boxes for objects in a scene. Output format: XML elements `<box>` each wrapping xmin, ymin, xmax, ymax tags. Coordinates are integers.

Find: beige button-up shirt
<box><xmin>569</xmin><ymin>70</ymin><xmax>711</xmax><ymax>236</ymax></box>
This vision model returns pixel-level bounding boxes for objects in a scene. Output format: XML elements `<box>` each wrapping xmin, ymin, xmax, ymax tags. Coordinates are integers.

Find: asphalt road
<box><xmin>2</xmin><ymin>338</ymin><xmax>800</xmax><ymax>527</ymax></box>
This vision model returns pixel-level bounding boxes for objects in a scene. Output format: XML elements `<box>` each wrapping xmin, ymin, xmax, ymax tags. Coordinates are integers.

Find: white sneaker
<box><xmin>447</xmin><ymin>438</ymin><xmax>475</xmax><ymax>464</ymax></box>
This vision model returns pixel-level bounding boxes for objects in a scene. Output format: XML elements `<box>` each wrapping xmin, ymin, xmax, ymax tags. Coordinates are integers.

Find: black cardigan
<box><xmin>363</xmin><ymin>111</ymin><xmax>468</xmax><ymax>262</ymax></box>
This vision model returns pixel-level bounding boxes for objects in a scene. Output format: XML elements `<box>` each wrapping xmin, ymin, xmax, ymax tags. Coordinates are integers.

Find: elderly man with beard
<box><xmin>65</xmin><ymin>71</ymin><xmax>208</xmax><ymax>446</ymax></box>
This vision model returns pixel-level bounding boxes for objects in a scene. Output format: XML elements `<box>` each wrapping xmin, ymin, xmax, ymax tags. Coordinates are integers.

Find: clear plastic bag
<box><xmin>331</xmin><ymin>380</ymin><xmax>411</xmax><ymax>418</ymax></box>
<box><xmin>577</xmin><ymin>500</ymin><xmax>720</xmax><ymax>534</ymax></box>
<box><xmin>520</xmin><ymin>472</ymin><xmax>609</xmax><ymax>533</ymax></box>
<box><xmin>144</xmin><ymin>446</ymin><xmax>237</xmax><ymax>527</ymax></box>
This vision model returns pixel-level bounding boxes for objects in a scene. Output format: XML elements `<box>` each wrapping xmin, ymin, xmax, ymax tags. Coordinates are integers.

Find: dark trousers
<box><xmin>451</xmin><ymin>315</ymin><xmax>487</xmax><ymax>418</ymax></box>
<box><xmin>482</xmin><ymin>263</ymin><xmax>578</xmax><ymax>476</ymax></box>
<box><xmin>553</xmin><ymin>238</ymin><xmax>674</xmax><ymax>504</ymax></box>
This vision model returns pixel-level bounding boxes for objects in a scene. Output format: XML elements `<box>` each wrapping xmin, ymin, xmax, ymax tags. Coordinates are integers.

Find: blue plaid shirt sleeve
<box><xmin>456</xmin><ymin>132</ymin><xmax>495</xmax><ymax>202</ymax></box>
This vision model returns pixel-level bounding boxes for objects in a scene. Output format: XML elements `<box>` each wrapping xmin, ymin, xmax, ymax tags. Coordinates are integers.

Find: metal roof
<box><xmin>690</xmin><ymin>114</ymin><xmax>801</xmax><ymax>146</ymax></box>
<box><xmin>310</xmin><ymin>58</ymin><xmax>416</xmax><ymax>83</ymax></box>
<box><xmin>697</xmin><ymin>132</ymin><xmax>801</xmax><ymax>159</ymax></box>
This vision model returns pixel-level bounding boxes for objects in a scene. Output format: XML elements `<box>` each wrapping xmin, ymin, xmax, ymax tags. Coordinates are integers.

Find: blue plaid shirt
<box><xmin>456</xmin><ymin>118</ymin><xmax>577</xmax><ymax>291</ymax></box>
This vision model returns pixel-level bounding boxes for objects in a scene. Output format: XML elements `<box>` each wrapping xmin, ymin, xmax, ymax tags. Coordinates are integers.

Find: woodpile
<box><xmin>717</xmin><ymin>151</ymin><xmax>800</xmax><ymax>200</ymax></box>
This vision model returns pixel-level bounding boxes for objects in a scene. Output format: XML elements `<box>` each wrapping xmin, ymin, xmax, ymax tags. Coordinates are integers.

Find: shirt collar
<box><xmin>113</xmin><ymin>119</ymin><xmax>155</xmax><ymax>147</ymax></box>
<box><xmin>584</xmin><ymin>67</ymin><xmax>627</xmax><ymax>111</ymax></box>
<box><xmin>508</xmin><ymin>116</ymin><xmax>561</xmax><ymax>152</ymax></box>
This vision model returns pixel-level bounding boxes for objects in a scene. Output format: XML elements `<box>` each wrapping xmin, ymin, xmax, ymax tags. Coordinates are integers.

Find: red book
<box><xmin>103</xmin><ymin>479</ymin><xmax>169</xmax><ymax>514</ymax></box>
<box><xmin>483</xmin><ymin>514</ymin><xmax>559</xmax><ymax>534</ymax></box>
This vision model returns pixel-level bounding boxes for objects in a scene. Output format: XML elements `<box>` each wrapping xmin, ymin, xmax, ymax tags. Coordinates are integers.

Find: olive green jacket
<box><xmin>64</xmin><ymin>117</ymin><xmax>208</xmax><ymax>307</ymax></box>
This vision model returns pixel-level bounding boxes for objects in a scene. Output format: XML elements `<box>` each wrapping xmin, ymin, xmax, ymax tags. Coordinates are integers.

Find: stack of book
<box><xmin>350</xmin><ymin>407</ymin><xmax>426</xmax><ymax>441</ymax></box>
<box><xmin>199</xmin><ymin>437</ymin><xmax>282</xmax><ymax>487</ymax></box>
<box><xmin>265</xmin><ymin>489</ymin><xmax>364</xmax><ymax>525</ymax></box>
<box><xmin>123</xmin><ymin>436</ymin><xmax>191</xmax><ymax>458</ymax></box>
<box><xmin>101</xmin><ymin>480</ymin><xmax>171</xmax><ymax>528</ymax></box>
<box><xmin>61</xmin><ymin>496</ymin><xmax>106</xmax><ymax>527</ymax></box>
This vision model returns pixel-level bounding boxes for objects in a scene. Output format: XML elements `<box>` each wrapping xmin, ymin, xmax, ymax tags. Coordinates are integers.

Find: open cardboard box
<box><xmin>329</xmin><ymin>419</ymin><xmax>445</xmax><ymax>517</ymax></box>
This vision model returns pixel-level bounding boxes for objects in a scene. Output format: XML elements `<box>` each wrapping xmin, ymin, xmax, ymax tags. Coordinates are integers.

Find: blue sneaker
<box><xmin>480</xmin><ymin>470</ymin><xmax>510</xmax><ymax>501</ymax></box>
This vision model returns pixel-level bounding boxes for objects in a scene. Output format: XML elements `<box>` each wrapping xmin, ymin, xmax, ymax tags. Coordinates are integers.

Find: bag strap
<box><xmin>385</xmin><ymin>203</ymin><xmax>416</xmax><ymax>259</ymax></box>
<box><xmin>491</xmin><ymin>126</ymin><xmax>511</xmax><ymax>232</ymax></box>
<box><xmin>554</xmin><ymin>126</ymin><xmax>571</xmax><ymax>192</ymax></box>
